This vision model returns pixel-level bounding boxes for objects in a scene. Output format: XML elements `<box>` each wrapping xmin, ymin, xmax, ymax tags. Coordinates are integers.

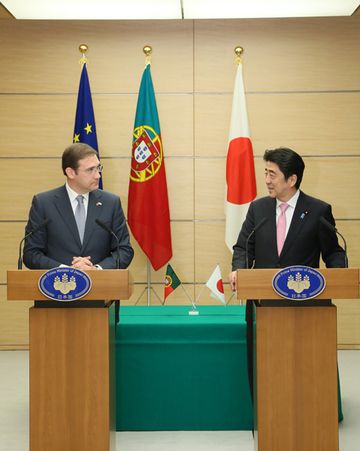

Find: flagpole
<box><xmin>79</xmin><ymin>43</ymin><xmax>88</xmax><ymax>65</ymax></box>
<box><xmin>234</xmin><ymin>45</ymin><xmax>243</xmax><ymax>64</ymax></box>
<box><xmin>181</xmin><ymin>285</ymin><xmax>198</xmax><ymax>315</ymax></box>
<box><xmin>147</xmin><ymin>260</ymin><xmax>151</xmax><ymax>306</ymax></box>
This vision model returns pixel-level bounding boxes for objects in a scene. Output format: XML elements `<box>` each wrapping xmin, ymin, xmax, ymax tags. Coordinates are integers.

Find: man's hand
<box><xmin>229</xmin><ymin>270</ymin><xmax>238</xmax><ymax>292</ymax></box>
<box><xmin>71</xmin><ymin>256</ymin><xmax>97</xmax><ymax>270</ymax></box>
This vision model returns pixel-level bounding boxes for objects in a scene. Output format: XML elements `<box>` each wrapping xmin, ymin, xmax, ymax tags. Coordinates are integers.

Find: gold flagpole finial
<box><xmin>143</xmin><ymin>45</ymin><xmax>152</xmax><ymax>65</ymax></box>
<box><xmin>234</xmin><ymin>46</ymin><xmax>244</xmax><ymax>65</ymax></box>
<box><xmin>79</xmin><ymin>44</ymin><xmax>89</xmax><ymax>65</ymax></box>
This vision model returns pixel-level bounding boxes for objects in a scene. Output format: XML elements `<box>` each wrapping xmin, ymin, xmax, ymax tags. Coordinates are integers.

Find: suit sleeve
<box><xmin>23</xmin><ymin>195</ymin><xmax>63</xmax><ymax>269</ymax></box>
<box><xmin>319</xmin><ymin>204</ymin><xmax>347</xmax><ymax>268</ymax></box>
<box><xmin>232</xmin><ymin>202</ymin><xmax>256</xmax><ymax>271</ymax></box>
<box><xmin>96</xmin><ymin>198</ymin><xmax>134</xmax><ymax>269</ymax></box>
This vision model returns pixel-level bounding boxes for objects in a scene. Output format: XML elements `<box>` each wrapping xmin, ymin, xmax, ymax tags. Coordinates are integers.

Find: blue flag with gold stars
<box><xmin>73</xmin><ymin>63</ymin><xmax>102</xmax><ymax>189</ymax></box>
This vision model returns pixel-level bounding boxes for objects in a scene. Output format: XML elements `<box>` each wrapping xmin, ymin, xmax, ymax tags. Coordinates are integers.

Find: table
<box><xmin>115</xmin><ymin>305</ymin><xmax>343</xmax><ymax>431</ymax></box>
<box><xmin>116</xmin><ymin>305</ymin><xmax>253</xmax><ymax>431</ymax></box>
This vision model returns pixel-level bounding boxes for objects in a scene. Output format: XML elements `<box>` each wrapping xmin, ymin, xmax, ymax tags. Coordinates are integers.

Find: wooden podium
<box><xmin>237</xmin><ymin>268</ymin><xmax>359</xmax><ymax>451</ymax></box>
<box><xmin>7</xmin><ymin>269</ymin><xmax>132</xmax><ymax>451</ymax></box>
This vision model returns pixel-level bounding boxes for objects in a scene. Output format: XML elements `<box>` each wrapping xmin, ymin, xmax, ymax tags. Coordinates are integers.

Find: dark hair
<box><xmin>263</xmin><ymin>147</ymin><xmax>305</xmax><ymax>189</ymax></box>
<box><xmin>62</xmin><ymin>143</ymin><xmax>98</xmax><ymax>175</ymax></box>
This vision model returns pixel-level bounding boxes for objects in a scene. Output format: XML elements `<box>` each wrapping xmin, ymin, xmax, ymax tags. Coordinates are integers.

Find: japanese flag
<box><xmin>206</xmin><ymin>265</ymin><xmax>225</xmax><ymax>304</ymax></box>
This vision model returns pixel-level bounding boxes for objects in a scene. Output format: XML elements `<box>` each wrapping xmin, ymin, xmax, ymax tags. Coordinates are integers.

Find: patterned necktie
<box><xmin>75</xmin><ymin>195</ymin><xmax>86</xmax><ymax>243</ymax></box>
<box><xmin>277</xmin><ymin>203</ymin><xmax>289</xmax><ymax>255</ymax></box>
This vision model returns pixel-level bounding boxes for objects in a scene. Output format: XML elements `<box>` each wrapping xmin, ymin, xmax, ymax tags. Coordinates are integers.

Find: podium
<box><xmin>236</xmin><ymin>268</ymin><xmax>359</xmax><ymax>451</ymax></box>
<box><xmin>7</xmin><ymin>269</ymin><xmax>132</xmax><ymax>451</ymax></box>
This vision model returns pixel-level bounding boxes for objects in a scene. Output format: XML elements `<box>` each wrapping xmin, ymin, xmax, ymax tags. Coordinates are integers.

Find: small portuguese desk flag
<box><xmin>128</xmin><ymin>63</ymin><xmax>172</xmax><ymax>270</ymax></box>
<box><xmin>164</xmin><ymin>264</ymin><xmax>181</xmax><ymax>303</ymax></box>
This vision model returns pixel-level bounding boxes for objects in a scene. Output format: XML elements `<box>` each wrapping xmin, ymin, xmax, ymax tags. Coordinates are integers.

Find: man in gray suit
<box><xmin>23</xmin><ymin>143</ymin><xmax>134</xmax><ymax>270</ymax></box>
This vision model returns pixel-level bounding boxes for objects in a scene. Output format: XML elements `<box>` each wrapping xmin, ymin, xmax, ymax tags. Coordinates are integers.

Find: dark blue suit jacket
<box><xmin>23</xmin><ymin>185</ymin><xmax>134</xmax><ymax>269</ymax></box>
<box><xmin>232</xmin><ymin>191</ymin><xmax>346</xmax><ymax>270</ymax></box>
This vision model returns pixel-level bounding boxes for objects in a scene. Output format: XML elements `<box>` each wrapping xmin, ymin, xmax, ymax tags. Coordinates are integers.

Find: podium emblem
<box><xmin>272</xmin><ymin>266</ymin><xmax>326</xmax><ymax>300</ymax></box>
<box><xmin>38</xmin><ymin>268</ymin><xmax>92</xmax><ymax>301</ymax></box>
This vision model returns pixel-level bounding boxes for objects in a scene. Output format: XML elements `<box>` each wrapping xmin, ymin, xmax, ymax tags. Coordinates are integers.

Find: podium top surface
<box><xmin>236</xmin><ymin>268</ymin><xmax>359</xmax><ymax>301</ymax></box>
<box><xmin>7</xmin><ymin>269</ymin><xmax>132</xmax><ymax>301</ymax></box>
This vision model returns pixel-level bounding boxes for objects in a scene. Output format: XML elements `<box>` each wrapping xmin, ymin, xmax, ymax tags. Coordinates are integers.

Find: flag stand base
<box><xmin>188</xmin><ymin>309</ymin><xmax>199</xmax><ymax>316</ymax></box>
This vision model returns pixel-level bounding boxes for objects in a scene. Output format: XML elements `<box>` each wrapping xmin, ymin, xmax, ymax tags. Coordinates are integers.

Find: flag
<box><xmin>206</xmin><ymin>265</ymin><xmax>225</xmax><ymax>304</ymax></box>
<box><xmin>225</xmin><ymin>62</ymin><xmax>256</xmax><ymax>251</ymax></box>
<box><xmin>128</xmin><ymin>64</ymin><xmax>172</xmax><ymax>270</ymax></box>
<box><xmin>164</xmin><ymin>264</ymin><xmax>181</xmax><ymax>302</ymax></box>
<box><xmin>73</xmin><ymin>63</ymin><xmax>102</xmax><ymax>189</ymax></box>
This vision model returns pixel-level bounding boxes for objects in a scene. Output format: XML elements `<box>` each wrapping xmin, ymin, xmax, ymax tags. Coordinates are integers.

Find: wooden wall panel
<box><xmin>194</xmin><ymin>221</ymin><xmax>231</xmax><ymax>282</ymax></box>
<box><xmin>0</xmin><ymin>3</ymin><xmax>13</xmax><ymax>19</ymax></box>
<box><xmin>0</xmin><ymin>222</ymin><xmax>25</xmax><ymax>283</ymax></box>
<box><xmin>0</xmin><ymin>21</ymin><xmax>194</xmax><ymax>93</ymax></box>
<box><xmin>195</xmin><ymin>157</ymin><xmax>360</xmax><ymax>220</ymax></box>
<box><xmin>0</xmin><ymin>93</ymin><xmax>193</xmax><ymax>157</ymax></box>
<box><xmin>0</xmin><ymin>287</ymin><xmax>32</xmax><ymax>348</ymax></box>
<box><xmin>0</xmin><ymin>17</ymin><xmax>359</xmax><ymax>347</ymax></box>
<box><xmin>335</xmin><ymin>299</ymin><xmax>360</xmax><ymax>345</ymax></box>
<box><xmin>0</xmin><ymin>160</ymin><xmax>64</xmax><ymax>220</ymax></box>
<box><xmin>195</xmin><ymin>93</ymin><xmax>360</xmax><ymax>157</ymax></box>
<box><xmin>194</xmin><ymin>17</ymin><xmax>360</xmax><ymax>92</ymax></box>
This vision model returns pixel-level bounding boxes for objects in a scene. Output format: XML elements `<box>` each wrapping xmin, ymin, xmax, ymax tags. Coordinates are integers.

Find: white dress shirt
<box><xmin>276</xmin><ymin>189</ymin><xmax>300</xmax><ymax>238</ymax></box>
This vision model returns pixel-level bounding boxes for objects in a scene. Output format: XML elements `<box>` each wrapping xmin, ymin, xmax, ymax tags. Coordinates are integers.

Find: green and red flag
<box><xmin>127</xmin><ymin>63</ymin><xmax>172</xmax><ymax>270</ymax></box>
<box><xmin>164</xmin><ymin>264</ymin><xmax>181</xmax><ymax>302</ymax></box>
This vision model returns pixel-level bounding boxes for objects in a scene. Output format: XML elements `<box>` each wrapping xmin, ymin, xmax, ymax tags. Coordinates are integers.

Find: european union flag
<box><xmin>73</xmin><ymin>63</ymin><xmax>102</xmax><ymax>189</ymax></box>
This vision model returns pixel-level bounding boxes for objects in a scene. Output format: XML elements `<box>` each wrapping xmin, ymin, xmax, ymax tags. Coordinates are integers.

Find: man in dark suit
<box><xmin>23</xmin><ymin>143</ymin><xmax>134</xmax><ymax>270</ymax></box>
<box><xmin>229</xmin><ymin>147</ymin><xmax>346</xmax><ymax>401</ymax></box>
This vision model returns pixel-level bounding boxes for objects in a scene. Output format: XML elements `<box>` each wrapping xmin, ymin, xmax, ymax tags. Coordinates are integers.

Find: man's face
<box><xmin>66</xmin><ymin>155</ymin><xmax>101</xmax><ymax>194</ymax></box>
<box><xmin>264</xmin><ymin>161</ymin><xmax>297</xmax><ymax>202</ymax></box>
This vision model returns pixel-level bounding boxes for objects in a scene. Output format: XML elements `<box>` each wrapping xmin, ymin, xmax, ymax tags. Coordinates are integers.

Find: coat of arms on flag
<box><xmin>127</xmin><ymin>63</ymin><xmax>172</xmax><ymax>271</ymax></box>
<box><xmin>164</xmin><ymin>264</ymin><xmax>181</xmax><ymax>303</ymax></box>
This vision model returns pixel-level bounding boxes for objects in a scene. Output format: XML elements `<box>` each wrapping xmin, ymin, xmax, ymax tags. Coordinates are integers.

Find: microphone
<box><xmin>319</xmin><ymin>216</ymin><xmax>348</xmax><ymax>268</ymax></box>
<box><xmin>95</xmin><ymin>219</ymin><xmax>120</xmax><ymax>269</ymax></box>
<box><xmin>18</xmin><ymin>218</ymin><xmax>50</xmax><ymax>269</ymax></box>
<box><xmin>245</xmin><ymin>217</ymin><xmax>268</xmax><ymax>269</ymax></box>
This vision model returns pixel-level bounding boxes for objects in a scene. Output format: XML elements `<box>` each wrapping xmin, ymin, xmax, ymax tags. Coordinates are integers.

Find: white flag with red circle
<box><xmin>206</xmin><ymin>265</ymin><xmax>225</xmax><ymax>304</ymax></box>
<box><xmin>225</xmin><ymin>62</ymin><xmax>257</xmax><ymax>251</ymax></box>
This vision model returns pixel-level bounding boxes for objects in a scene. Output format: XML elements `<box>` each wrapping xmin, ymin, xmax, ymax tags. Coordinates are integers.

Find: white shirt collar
<box><xmin>276</xmin><ymin>189</ymin><xmax>300</xmax><ymax>209</ymax></box>
<box><xmin>65</xmin><ymin>182</ymin><xmax>89</xmax><ymax>203</ymax></box>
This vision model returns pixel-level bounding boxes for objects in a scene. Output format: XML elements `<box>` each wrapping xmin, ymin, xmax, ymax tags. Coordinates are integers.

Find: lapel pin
<box><xmin>96</xmin><ymin>202</ymin><xmax>102</xmax><ymax>207</ymax></box>
<box><xmin>300</xmin><ymin>211</ymin><xmax>308</xmax><ymax>220</ymax></box>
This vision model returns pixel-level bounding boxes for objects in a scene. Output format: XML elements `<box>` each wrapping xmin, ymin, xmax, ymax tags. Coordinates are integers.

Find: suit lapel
<box><xmin>54</xmin><ymin>186</ymin><xmax>82</xmax><ymax>247</ymax></box>
<box><xmin>264</xmin><ymin>198</ymin><xmax>278</xmax><ymax>256</ymax></box>
<box><xmin>82</xmin><ymin>190</ymin><xmax>103</xmax><ymax>250</ymax></box>
<box><xmin>281</xmin><ymin>192</ymin><xmax>311</xmax><ymax>257</ymax></box>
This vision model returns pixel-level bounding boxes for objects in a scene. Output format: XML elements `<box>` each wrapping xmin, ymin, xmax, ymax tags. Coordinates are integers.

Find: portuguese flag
<box><xmin>127</xmin><ymin>63</ymin><xmax>172</xmax><ymax>270</ymax></box>
<box><xmin>164</xmin><ymin>264</ymin><xmax>181</xmax><ymax>303</ymax></box>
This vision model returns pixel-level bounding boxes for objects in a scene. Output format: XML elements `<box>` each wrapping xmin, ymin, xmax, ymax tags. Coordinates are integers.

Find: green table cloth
<box><xmin>116</xmin><ymin>305</ymin><xmax>253</xmax><ymax>430</ymax></box>
<box><xmin>115</xmin><ymin>305</ymin><xmax>342</xmax><ymax>431</ymax></box>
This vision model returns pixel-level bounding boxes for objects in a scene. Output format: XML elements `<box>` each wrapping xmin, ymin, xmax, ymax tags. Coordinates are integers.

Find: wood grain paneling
<box><xmin>0</xmin><ymin>17</ymin><xmax>359</xmax><ymax>346</ymax></box>
<box><xmin>195</xmin><ymin>92</ymin><xmax>360</xmax><ymax>157</ymax></box>
<box><xmin>0</xmin><ymin>93</ymin><xmax>193</xmax><ymax>157</ymax></box>
<box><xmin>195</xmin><ymin>157</ymin><xmax>360</xmax><ymax>220</ymax></box>
<box><xmin>195</xmin><ymin>222</ymin><xmax>232</xmax><ymax>281</ymax></box>
<box><xmin>0</xmin><ymin>287</ymin><xmax>32</xmax><ymax>347</ymax></box>
<box><xmin>150</xmin><ymin>221</ymin><xmax>195</xmax><ymax>283</ymax></box>
<box><xmin>0</xmin><ymin>21</ymin><xmax>194</xmax><ymax>93</ymax></box>
<box><xmin>195</xmin><ymin>17</ymin><xmax>360</xmax><ymax>92</ymax></box>
<box><xmin>0</xmin><ymin>222</ymin><xmax>25</xmax><ymax>283</ymax></box>
<box><xmin>0</xmin><ymin>156</ymin><xmax>194</xmax><ymax>221</ymax></box>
